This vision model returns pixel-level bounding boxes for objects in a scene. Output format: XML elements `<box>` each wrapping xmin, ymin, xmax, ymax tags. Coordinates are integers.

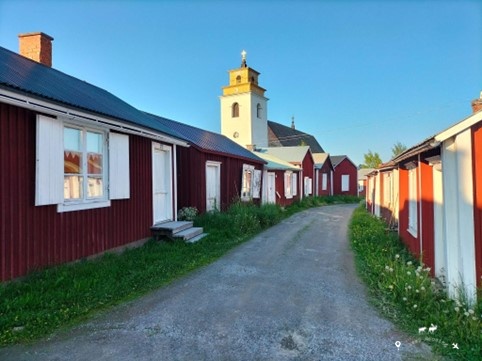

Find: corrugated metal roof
<box><xmin>144</xmin><ymin>113</ymin><xmax>265</xmax><ymax>164</ymax></box>
<box><xmin>253</xmin><ymin>151</ymin><xmax>299</xmax><ymax>171</ymax></box>
<box><xmin>312</xmin><ymin>152</ymin><xmax>329</xmax><ymax>165</ymax></box>
<box><xmin>268</xmin><ymin>120</ymin><xmax>324</xmax><ymax>153</ymax></box>
<box><xmin>0</xmin><ymin>46</ymin><xmax>184</xmax><ymax>140</ymax></box>
<box><xmin>258</xmin><ymin>146</ymin><xmax>310</xmax><ymax>164</ymax></box>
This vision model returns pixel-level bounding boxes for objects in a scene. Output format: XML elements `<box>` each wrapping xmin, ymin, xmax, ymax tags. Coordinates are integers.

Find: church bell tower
<box><xmin>220</xmin><ymin>50</ymin><xmax>268</xmax><ymax>149</ymax></box>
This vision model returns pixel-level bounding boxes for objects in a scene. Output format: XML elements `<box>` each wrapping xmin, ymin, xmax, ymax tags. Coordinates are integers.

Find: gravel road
<box><xmin>0</xmin><ymin>204</ymin><xmax>436</xmax><ymax>360</ymax></box>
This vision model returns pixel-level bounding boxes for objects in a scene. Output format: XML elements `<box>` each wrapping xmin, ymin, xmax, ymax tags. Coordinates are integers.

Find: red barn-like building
<box><xmin>331</xmin><ymin>155</ymin><xmax>358</xmax><ymax>196</ymax></box>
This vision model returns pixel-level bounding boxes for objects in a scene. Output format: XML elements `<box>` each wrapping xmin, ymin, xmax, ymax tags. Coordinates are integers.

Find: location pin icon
<box><xmin>395</xmin><ymin>341</ymin><xmax>401</xmax><ymax>350</ymax></box>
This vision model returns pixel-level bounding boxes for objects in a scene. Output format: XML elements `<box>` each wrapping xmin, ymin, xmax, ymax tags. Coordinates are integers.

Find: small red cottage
<box><xmin>331</xmin><ymin>155</ymin><xmax>358</xmax><ymax>196</ymax></box>
<box><xmin>313</xmin><ymin>153</ymin><xmax>334</xmax><ymax>196</ymax></box>
<box><xmin>253</xmin><ymin>151</ymin><xmax>301</xmax><ymax>206</ymax></box>
<box><xmin>258</xmin><ymin>146</ymin><xmax>315</xmax><ymax>199</ymax></box>
<box><xmin>145</xmin><ymin>113</ymin><xmax>265</xmax><ymax>213</ymax></box>
<box><xmin>0</xmin><ymin>33</ymin><xmax>191</xmax><ymax>281</ymax></box>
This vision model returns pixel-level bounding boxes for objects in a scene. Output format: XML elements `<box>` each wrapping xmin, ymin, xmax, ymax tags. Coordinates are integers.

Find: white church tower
<box><xmin>220</xmin><ymin>50</ymin><xmax>268</xmax><ymax>149</ymax></box>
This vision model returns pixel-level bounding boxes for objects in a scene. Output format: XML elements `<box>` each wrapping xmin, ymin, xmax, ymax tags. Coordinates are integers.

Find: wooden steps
<box><xmin>151</xmin><ymin>221</ymin><xmax>207</xmax><ymax>243</ymax></box>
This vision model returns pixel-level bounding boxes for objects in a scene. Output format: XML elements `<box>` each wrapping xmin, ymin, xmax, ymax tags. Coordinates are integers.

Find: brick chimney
<box><xmin>18</xmin><ymin>32</ymin><xmax>54</xmax><ymax>67</ymax></box>
<box><xmin>472</xmin><ymin>91</ymin><xmax>482</xmax><ymax>114</ymax></box>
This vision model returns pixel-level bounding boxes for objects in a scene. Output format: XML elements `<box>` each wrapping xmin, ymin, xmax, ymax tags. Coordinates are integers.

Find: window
<box><xmin>284</xmin><ymin>171</ymin><xmax>293</xmax><ymax>199</ymax></box>
<box><xmin>341</xmin><ymin>174</ymin><xmax>350</xmax><ymax>192</ymax></box>
<box><xmin>64</xmin><ymin>126</ymin><xmax>105</xmax><ymax>200</ymax></box>
<box><xmin>304</xmin><ymin>177</ymin><xmax>313</xmax><ymax>196</ymax></box>
<box><xmin>236</xmin><ymin>75</ymin><xmax>241</xmax><ymax>84</ymax></box>
<box><xmin>232</xmin><ymin>102</ymin><xmax>239</xmax><ymax>118</ymax></box>
<box><xmin>241</xmin><ymin>164</ymin><xmax>254</xmax><ymax>201</ymax></box>
<box><xmin>292</xmin><ymin>172</ymin><xmax>298</xmax><ymax>196</ymax></box>
<box><xmin>408</xmin><ymin>167</ymin><xmax>418</xmax><ymax>236</ymax></box>
<box><xmin>257</xmin><ymin>103</ymin><xmax>261</xmax><ymax>118</ymax></box>
<box><xmin>36</xmin><ymin>115</ymin><xmax>130</xmax><ymax>212</ymax></box>
<box><xmin>322</xmin><ymin>173</ymin><xmax>328</xmax><ymax>191</ymax></box>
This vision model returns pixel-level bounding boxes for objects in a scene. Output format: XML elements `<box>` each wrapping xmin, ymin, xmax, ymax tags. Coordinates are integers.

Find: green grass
<box><xmin>0</xmin><ymin>196</ymin><xmax>360</xmax><ymax>346</ymax></box>
<box><xmin>349</xmin><ymin>206</ymin><xmax>482</xmax><ymax>361</ymax></box>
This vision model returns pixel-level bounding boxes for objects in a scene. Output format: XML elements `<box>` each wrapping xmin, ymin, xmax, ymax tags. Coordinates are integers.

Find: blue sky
<box><xmin>1</xmin><ymin>0</ymin><xmax>480</xmax><ymax>165</ymax></box>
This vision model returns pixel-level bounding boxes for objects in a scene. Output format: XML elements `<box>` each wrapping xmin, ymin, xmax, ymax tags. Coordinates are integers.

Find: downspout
<box><xmin>315</xmin><ymin>169</ymin><xmax>319</xmax><ymax>196</ymax></box>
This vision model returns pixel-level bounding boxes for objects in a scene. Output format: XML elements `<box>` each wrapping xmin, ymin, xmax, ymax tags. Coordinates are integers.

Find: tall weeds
<box><xmin>349</xmin><ymin>206</ymin><xmax>482</xmax><ymax>360</ymax></box>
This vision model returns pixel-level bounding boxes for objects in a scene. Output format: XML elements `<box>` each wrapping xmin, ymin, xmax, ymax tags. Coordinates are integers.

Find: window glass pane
<box><xmin>64</xmin><ymin>127</ymin><xmax>81</xmax><ymax>151</ymax></box>
<box><xmin>64</xmin><ymin>176</ymin><xmax>83</xmax><ymax>200</ymax></box>
<box><xmin>64</xmin><ymin>151</ymin><xmax>82</xmax><ymax>174</ymax></box>
<box><xmin>88</xmin><ymin>153</ymin><xmax>103</xmax><ymax>175</ymax></box>
<box><xmin>87</xmin><ymin>132</ymin><xmax>102</xmax><ymax>153</ymax></box>
<box><xmin>88</xmin><ymin>176</ymin><xmax>103</xmax><ymax>198</ymax></box>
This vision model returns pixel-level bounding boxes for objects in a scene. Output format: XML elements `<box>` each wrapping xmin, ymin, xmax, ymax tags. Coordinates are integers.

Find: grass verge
<box><xmin>0</xmin><ymin>195</ymin><xmax>360</xmax><ymax>346</ymax></box>
<box><xmin>349</xmin><ymin>205</ymin><xmax>482</xmax><ymax>361</ymax></box>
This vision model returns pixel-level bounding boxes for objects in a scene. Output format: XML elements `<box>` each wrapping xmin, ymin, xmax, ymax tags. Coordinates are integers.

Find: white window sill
<box><xmin>407</xmin><ymin>227</ymin><xmax>418</xmax><ymax>238</ymax></box>
<box><xmin>57</xmin><ymin>200</ymin><xmax>111</xmax><ymax>213</ymax></box>
<box><xmin>285</xmin><ymin>195</ymin><xmax>293</xmax><ymax>199</ymax></box>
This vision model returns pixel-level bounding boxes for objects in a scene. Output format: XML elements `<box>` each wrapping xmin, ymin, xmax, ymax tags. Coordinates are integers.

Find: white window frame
<box><xmin>36</xmin><ymin>115</ymin><xmax>130</xmax><ymax>213</ymax></box>
<box><xmin>304</xmin><ymin>176</ymin><xmax>313</xmax><ymax>196</ymax></box>
<box><xmin>341</xmin><ymin>174</ymin><xmax>350</xmax><ymax>192</ymax></box>
<box><xmin>408</xmin><ymin>166</ymin><xmax>418</xmax><ymax>237</ymax></box>
<box><xmin>284</xmin><ymin>171</ymin><xmax>293</xmax><ymax>199</ymax></box>
<box><xmin>292</xmin><ymin>172</ymin><xmax>298</xmax><ymax>196</ymax></box>
<box><xmin>322</xmin><ymin>173</ymin><xmax>328</xmax><ymax>191</ymax></box>
<box><xmin>252</xmin><ymin>169</ymin><xmax>262</xmax><ymax>199</ymax></box>
<box><xmin>241</xmin><ymin>164</ymin><xmax>255</xmax><ymax>201</ymax></box>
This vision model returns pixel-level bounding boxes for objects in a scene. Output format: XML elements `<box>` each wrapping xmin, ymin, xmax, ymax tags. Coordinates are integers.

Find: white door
<box><xmin>206</xmin><ymin>162</ymin><xmax>221</xmax><ymax>211</ymax></box>
<box><xmin>267</xmin><ymin>172</ymin><xmax>276</xmax><ymax>204</ymax></box>
<box><xmin>152</xmin><ymin>142</ymin><xmax>172</xmax><ymax>224</ymax></box>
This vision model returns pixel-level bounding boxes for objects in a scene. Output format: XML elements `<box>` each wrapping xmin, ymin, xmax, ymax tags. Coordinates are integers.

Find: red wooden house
<box><xmin>331</xmin><ymin>155</ymin><xmax>358</xmax><ymax>196</ymax></box>
<box><xmin>253</xmin><ymin>151</ymin><xmax>300</xmax><ymax>206</ymax></box>
<box><xmin>313</xmin><ymin>153</ymin><xmax>333</xmax><ymax>196</ymax></box>
<box><xmin>259</xmin><ymin>146</ymin><xmax>315</xmax><ymax>200</ymax></box>
<box><xmin>0</xmin><ymin>33</ymin><xmax>193</xmax><ymax>281</ymax></box>
<box><xmin>145</xmin><ymin>113</ymin><xmax>265</xmax><ymax>213</ymax></box>
<box><xmin>370</xmin><ymin>94</ymin><xmax>482</xmax><ymax>302</ymax></box>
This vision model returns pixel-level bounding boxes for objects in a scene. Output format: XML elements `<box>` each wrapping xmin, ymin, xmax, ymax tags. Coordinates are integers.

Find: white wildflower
<box><xmin>464</xmin><ymin>311</ymin><xmax>469</xmax><ymax>317</ymax></box>
<box><xmin>454</xmin><ymin>307</ymin><xmax>460</xmax><ymax>312</ymax></box>
<box><xmin>407</xmin><ymin>261</ymin><xmax>413</xmax><ymax>266</ymax></box>
<box><xmin>468</xmin><ymin>309</ymin><xmax>474</xmax><ymax>315</ymax></box>
<box><xmin>407</xmin><ymin>271</ymin><xmax>411</xmax><ymax>275</ymax></box>
<box><xmin>421</xmin><ymin>286</ymin><xmax>426</xmax><ymax>291</ymax></box>
<box><xmin>403</xmin><ymin>297</ymin><xmax>407</xmax><ymax>302</ymax></box>
<box><xmin>395</xmin><ymin>254</ymin><xmax>400</xmax><ymax>259</ymax></box>
<box><xmin>413</xmin><ymin>304</ymin><xmax>417</xmax><ymax>309</ymax></box>
<box><xmin>388</xmin><ymin>285</ymin><xmax>394</xmax><ymax>290</ymax></box>
<box><xmin>473</xmin><ymin>317</ymin><xmax>477</xmax><ymax>321</ymax></box>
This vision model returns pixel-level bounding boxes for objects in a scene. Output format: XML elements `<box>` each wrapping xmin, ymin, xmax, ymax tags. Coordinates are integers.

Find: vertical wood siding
<box><xmin>317</xmin><ymin>162</ymin><xmax>332</xmax><ymax>196</ymax></box>
<box><xmin>333</xmin><ymin>159</ymin><xmax>358</xmax><ymax>196</ymax></box>
<box><xmin>0</xmin><ymin>103</ymin><xmax>154</xmax><ymax>281</ymax></box>
<box><xmin>472</xmin><ymin>123</ymin><xmax>482</xmax><ymax>287</ymax></box>
<box><xmin>176</xmin><ymin>146</ymin><xmax>263</xmax><ymax>213</ymax></box>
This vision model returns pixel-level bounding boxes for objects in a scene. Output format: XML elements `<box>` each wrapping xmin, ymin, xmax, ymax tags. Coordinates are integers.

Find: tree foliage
<box><xmin>361</xmin><ymin>150</ymin><xmax>382</xmax><ymax>168</ymax></box>
<box><xmin>391</xmin><ymin>142</ymin><xmax>407</xmax><ymax>158</ymax></box>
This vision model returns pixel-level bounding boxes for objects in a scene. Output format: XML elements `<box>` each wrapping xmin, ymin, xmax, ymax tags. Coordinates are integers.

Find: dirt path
<box><xmin>0</xmin><ymin>205</ymin><xmax>435</xmax><ymax>360</ymax></box>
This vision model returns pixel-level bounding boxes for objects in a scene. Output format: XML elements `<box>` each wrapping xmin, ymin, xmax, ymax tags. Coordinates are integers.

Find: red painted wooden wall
<box><xmin>317</xmin><ymin>160</ymin><xmax>332</xmax><ymax>196</ymax></box>
<box><xmin>176</xmin><ymin>146</ymin><xmax>263</xmax><ymax>213</ymax></box>
<box><xmin>472</xmin><ymin>123</ymin><xmax>482</xmax><ymax>287</ymax></box>
<box><xmin>333</xmin><ymin>158</ymin><xmax>358</xmax><ymax>196</ymax></box>
<box><xmin>0</xmin><ymin>102</ymin><xmax>156</xmax><ymax>281</ymax></box>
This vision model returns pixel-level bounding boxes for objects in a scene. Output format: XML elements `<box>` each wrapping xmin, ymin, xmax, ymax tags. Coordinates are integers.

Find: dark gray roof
<box><xmin>144</xmin><ymin>113</ymin><xmax>265</xmax><ymax>164</ymax></box>
<box><xmin>331</xmin><ymin>155</ymin><xmax>356</xmax><ymax>168</ymax></box>
<box><xmin>0</xmin><ymin>46</ymin><xmax>183</xmax><ymax>140</ymax></box>
<box><xmin>268</xmin><ymin>120</ymin><xmax>324</xmax><ymax>153</ymax></box>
